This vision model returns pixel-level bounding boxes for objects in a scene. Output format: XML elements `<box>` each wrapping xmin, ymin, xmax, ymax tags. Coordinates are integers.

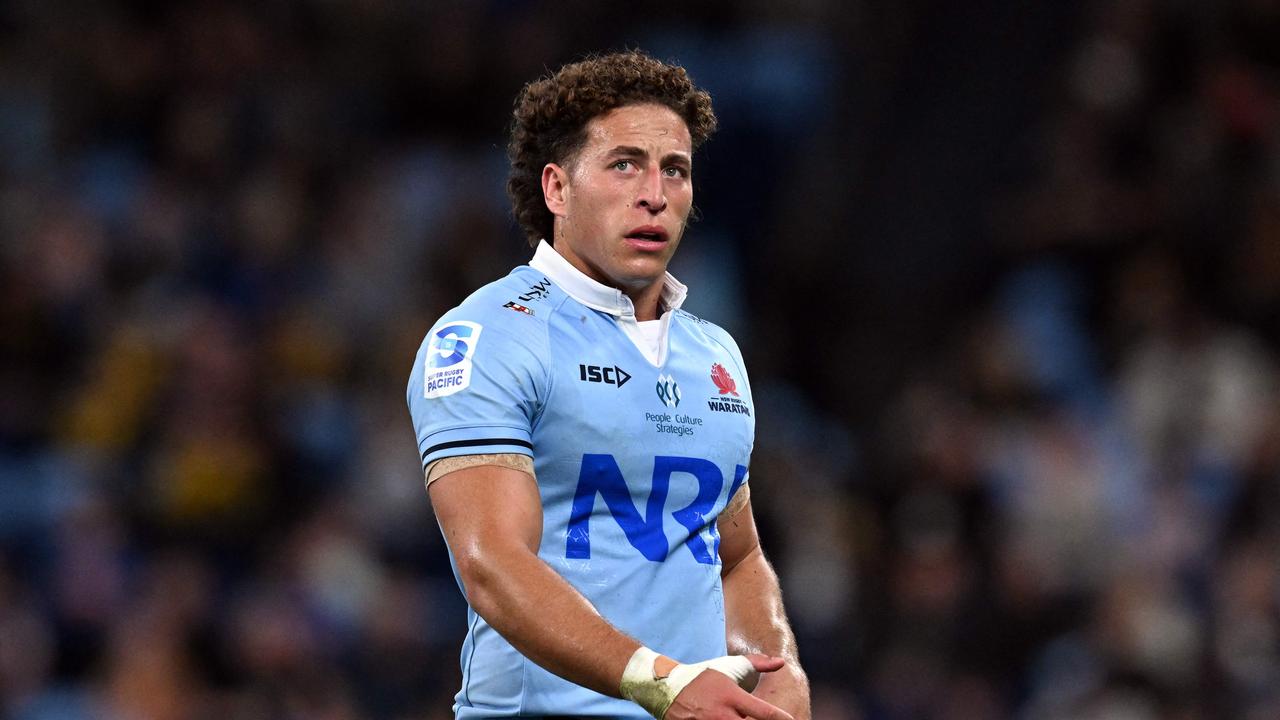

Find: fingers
<box><xmin>744</xmin><ymin>653</ymin><xmax>787</xmax><ymax>674</ymax></box>
<box><xmin>664</xmin><ymin>666</ymin><xmax>793</xmax><ymax>720</ymax></box>
<box><xmin>734</xmin><ymin>691</ymin><xmax>796</xmax><ymax>720</ymax></box>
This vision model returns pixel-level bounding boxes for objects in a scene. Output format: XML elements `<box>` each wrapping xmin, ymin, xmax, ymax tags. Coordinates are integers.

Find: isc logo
<box><xmin>578</xmin><ymin>364</ymin><xmax>631</xmax><ymax>388</ymax></box>
<box><xmin>566</xmin><ymin>455</ymin><xmax>747</xmax><ymax>565</ymax></box>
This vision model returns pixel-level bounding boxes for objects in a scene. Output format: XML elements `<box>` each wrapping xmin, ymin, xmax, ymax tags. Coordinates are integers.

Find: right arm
<box><xmin>427</xmin><ymin>462</ymin><xmax>793</xmax><ymax>719</ymax></box>
<box><xmin>428</xmin><ymin>462</ymin><xmax>639</xmax><ymax>695</ymax></box>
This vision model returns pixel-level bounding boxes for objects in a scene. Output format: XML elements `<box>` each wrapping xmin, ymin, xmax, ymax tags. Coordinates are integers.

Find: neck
<box><xmin>628</xmin><ymin>282</ymin><xmax>664</xmax><ymax>322</ymax></box>
<box><xmin>549</xmin><ymin>240</ymin><xmax>669</xmax><ymax>321</ymax></box>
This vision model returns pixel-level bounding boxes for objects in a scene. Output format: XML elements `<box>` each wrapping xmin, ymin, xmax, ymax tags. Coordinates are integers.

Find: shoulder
<box><xmin>409</xmin><ymin>266</ymin><xmax>561</xmax><ymax>394</ymax></box>
<box><xmin>674</xmin><ymin>308</ymin><xmax>745</xmax><ymax>362</ymax></box>
<box><xmin>433</xmin><ymin>266</ymin><xmax>563</xmax><ymax>346</ymax></box>
<box><xmin>674</xmin><ymin>309</ymin><xmax>753</xmax><ymax>403</ymax></box>
<box><xmin>407</xmin><ymin>267</ymin><xmax>558</xmax><ymax>407</ymax></box>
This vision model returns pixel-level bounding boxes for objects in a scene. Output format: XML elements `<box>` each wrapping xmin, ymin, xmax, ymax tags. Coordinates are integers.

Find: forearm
<box><xmin>722</xmin><ymin>546</ymin><xmax>810</xmax><ymax>717</ymax></box>
<box><xmin>460</xmin><ymin>545</ymin><xmax>640</xmax><ymax>697</ymax></box>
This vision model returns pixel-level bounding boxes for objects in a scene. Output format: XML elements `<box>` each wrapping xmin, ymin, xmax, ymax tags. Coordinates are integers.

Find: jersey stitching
<box><xmin>517</xmin><ymin>653</ymin><xmax>530</xmax><ymax>715</ymax></box>
<box><xmin>531</xmin><ymin>288</ymin><xmax>573</xmax><ymax>431</ymax></box>
<box><xmin>697</xmin><ymin>325</ymin><xmax>748</xmax><ymax>389</ymax></box>
<box><xmin>422</xmin><ymin>423</ymin><xmax>532</xmax><ymax>441</ymax></box>
<box><xmin>461</xmin><ymin>611</ymin><xmax>479</xmax><ymax>707</ymax></box>
<box><xmin>488</xmin><ymin>269</ymin><xmax>559</xmax><ymax>430</ymax></box>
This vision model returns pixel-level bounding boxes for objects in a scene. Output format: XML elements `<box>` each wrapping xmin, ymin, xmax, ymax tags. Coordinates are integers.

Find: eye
<box><xmin>611</xmin><ymin>160</ymin><xmax>633</xmax><ymax>171</ymax></box>
<box><xmin>663</xmin><ymin>165</ymin><xmax>689</xmax><ymax>179</ymax></box>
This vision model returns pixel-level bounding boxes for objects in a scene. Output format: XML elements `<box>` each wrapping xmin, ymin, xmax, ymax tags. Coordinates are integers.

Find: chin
<box><xmin>606</xmin><ymin>267</ymin><xmax>665</xmax><ymax>292</ymax></box>
<box><xmin>621</xmin><ymin>256</ymin><xmax>671</xmax><ymax>279</ymax></box>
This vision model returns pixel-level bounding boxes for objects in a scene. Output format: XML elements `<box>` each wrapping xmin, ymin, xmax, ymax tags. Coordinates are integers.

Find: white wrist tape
<box><xmin>620</xmin><ymin>646</ymin><xmax>760</xmax><ymax>719</ymax></box>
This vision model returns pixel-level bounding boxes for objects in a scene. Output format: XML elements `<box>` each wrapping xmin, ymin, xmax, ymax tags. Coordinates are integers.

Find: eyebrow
<box><xmin>606</xmin><ymin>145</ymin><xmax>692</xmax><ymax>167</ymax></box>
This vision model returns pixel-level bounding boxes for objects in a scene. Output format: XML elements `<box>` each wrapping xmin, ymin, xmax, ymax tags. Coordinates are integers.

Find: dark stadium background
<box><xmin>3</xmin><ymin>1</ymin><xmax>1280</xmax><ymax>718</ymax></box>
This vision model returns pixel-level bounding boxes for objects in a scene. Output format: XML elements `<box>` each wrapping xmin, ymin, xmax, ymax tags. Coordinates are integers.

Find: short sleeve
<box><xmin>406</xmin><ymin>316</ymin><xmax>547</xmax><ymax>471</ymax></box>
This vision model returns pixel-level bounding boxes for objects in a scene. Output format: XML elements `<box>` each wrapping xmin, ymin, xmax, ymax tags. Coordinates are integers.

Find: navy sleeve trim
<box><xmin>421</xmin><ymin>438</ymin><xmax>535</xmax><ymax>462</ymax></box>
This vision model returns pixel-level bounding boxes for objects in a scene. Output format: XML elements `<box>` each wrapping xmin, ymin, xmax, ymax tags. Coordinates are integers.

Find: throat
<box><xmin>625</xmin><ymin>283</ymin><xmax>665</xmax><ymax>321</ymax></box>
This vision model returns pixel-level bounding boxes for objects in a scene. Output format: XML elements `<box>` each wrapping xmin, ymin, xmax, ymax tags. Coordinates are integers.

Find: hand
<box><xmin>750</xmin><ymin>661</ymin><xmax>811</xmax><ymax>720</ymax></box>
<box><xmin>663</xmin><ymin>655</ymin><xmax>794</xmax><ymax>720</ymax></box>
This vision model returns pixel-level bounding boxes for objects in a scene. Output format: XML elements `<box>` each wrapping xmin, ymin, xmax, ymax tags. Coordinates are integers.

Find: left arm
<box><xmin>719</xmin><ymin>487</ymin><xmax>811</xmax><ymax>719</ymax></box>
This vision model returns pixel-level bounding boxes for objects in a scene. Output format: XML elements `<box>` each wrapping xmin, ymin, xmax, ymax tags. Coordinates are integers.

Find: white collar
<box><xmin>528</xmin><ymin>240</ymin><xmax>688</xmax><ymax>318</ymax></box>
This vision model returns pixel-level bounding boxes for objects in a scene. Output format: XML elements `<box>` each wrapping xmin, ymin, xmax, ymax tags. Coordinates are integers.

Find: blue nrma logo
<box><xmin>566</xmin><ymin>454</ymin><xmax>747</xmax><ymax>565</ymax></box>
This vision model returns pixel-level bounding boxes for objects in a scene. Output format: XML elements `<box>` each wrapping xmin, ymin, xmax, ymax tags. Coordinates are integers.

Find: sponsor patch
<box><xmin>646</xmin><ymin>411</ymin><xmax>702</xmax><ymax>436</ymax></box>
<box><xmin>503</xmin><ymin>301</ymin><xmax>534</xmax><ymax>316</ymax></box>
<box><xmin>519</xmin><ymin>278</ymin><xmax>552</xmax><ymax>302</ymax></box>
<box><xmin>424</xmin><ymin>321</ymin><xmax>483</xmax><ymax>398</ymax></box>
<box><xmin>707</xmin><ymin>397</ymin><xmax>751</xmax><ymax>416</ymax></box>
<box><xmin>655</xmin><ymin>373</ymin><xmax>681</xmax><ymax>408</ymax></box>
<box><xmin>579</xmin><ymin>364</ymin><xmax>631</xmax><ymax>388</ymax></box>
<box><xmin>710</xmin><ymin>363</ymin><xmax>739</xmax><ymax>396</ymax></box>
<box><xmin>707</xmin><ymin>362</ymin><xmax>751</xmax><ymax>415</ymax></box>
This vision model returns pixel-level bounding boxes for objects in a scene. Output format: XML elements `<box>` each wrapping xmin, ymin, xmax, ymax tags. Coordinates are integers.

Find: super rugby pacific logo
<box><xmin>424</xmin><ymin>321</ymin><xmax>482</xmax><ymax>398</ymax></box>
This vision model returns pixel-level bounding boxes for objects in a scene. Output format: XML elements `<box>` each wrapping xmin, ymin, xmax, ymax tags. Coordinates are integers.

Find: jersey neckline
<box><xmin>528</xmin><ymin>240</ymin><xmax>688</xmax><ymax>319</ymax></box>
<box><xmin>528</xmin><ymin>240</ymin><xmax>687</xmax><ymax>368</ymax></box>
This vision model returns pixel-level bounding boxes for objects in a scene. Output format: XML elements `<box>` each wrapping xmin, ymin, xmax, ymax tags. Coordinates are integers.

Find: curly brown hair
<box><xmin>506</xmin><ymin>50</ymin><xmax>718</xmax><ymax>247</ymax></box>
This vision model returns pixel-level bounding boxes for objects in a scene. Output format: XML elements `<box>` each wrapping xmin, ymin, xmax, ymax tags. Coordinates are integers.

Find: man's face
<box><xmin>544</xmin><ymin>103</ymin><xmax>693</xmax><ymax>292</ymax></box>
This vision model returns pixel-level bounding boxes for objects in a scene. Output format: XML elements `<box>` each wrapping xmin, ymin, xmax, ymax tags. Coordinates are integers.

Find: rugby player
<box><xmin>407</xmin><ymin>50</ymin><xmax>810</xmax><ymax>719</ymax></box>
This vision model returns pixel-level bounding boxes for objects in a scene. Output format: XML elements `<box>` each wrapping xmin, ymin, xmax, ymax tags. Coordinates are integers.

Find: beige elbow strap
<box><xmin>620</xmin><ymin>646</ymin><xmax>760</xmax><ymax>719</ymax></box>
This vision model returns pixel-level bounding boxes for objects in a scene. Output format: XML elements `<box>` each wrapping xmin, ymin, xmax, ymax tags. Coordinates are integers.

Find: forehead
<box><xmin>581</xmin><ymin>103</ymin><xmax>692</xmax><ymax>154</ymax></box>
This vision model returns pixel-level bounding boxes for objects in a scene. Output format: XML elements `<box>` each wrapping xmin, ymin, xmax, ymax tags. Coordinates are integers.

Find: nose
<box><xmin>636</xmin><ymin>168</ymin><xmax>667</xmax><ymax>214</ymax></box>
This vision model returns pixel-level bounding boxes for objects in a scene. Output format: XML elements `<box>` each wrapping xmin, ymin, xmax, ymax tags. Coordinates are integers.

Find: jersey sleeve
<box><xmin>406</xmin><ymin>313</ymin><xmax>548</xmax><ymax>471</ymax></box>
<box><xmin>702</xmin><ymin>322</ymin><xmax>756</xmax><ymax>460</ymax></box>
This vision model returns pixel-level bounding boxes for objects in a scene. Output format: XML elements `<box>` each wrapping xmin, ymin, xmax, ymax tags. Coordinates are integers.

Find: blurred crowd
<box><xmin>1</xmin><ymin>1</ymin><xmax>1279</xmax><ymax>719</ymax></box>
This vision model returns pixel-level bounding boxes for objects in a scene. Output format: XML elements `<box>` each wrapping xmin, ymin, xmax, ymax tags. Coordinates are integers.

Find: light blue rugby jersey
<box><xmin>407</xmin><ymin>242</ymin><xmax>755</xmax><ymax>719</ymax></box>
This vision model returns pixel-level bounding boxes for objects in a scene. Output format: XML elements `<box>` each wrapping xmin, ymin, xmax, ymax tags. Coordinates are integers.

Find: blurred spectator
<box><xmin>3</xmin><ymin>1</ymin><xmax>1280</xmax><ymax>718</ymax></box>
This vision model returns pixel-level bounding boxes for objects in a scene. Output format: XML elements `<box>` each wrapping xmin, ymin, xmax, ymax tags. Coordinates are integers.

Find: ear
<box><xmin>542</xmin><ymin>163</ymin><xmax>570</xmax><ymax>219</ymax></box>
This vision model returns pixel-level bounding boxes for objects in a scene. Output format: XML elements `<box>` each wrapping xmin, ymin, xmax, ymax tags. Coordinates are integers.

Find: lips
<box><xmin>624</xmin><ymin>225</ymin><xmax>669</xmax><ymax>243</ymax></box>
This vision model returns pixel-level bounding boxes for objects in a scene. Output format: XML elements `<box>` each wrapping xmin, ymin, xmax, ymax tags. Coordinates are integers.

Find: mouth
<box><xmin>623</xmin><ymin>226</ymin><xmax>670</xmax><ymax>249</ymax></box>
